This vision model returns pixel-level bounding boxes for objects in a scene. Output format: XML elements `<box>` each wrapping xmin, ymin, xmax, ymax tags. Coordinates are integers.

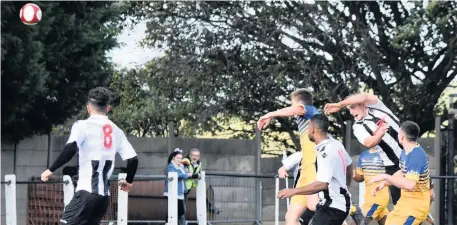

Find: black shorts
<box><xmin>60</xmin><ymin>190</ymin><xmax>109</xmax><ymax>225</ymax></box>
<box><xmin>310</xmin><ymin>205</ymin><xmax>348</xmax><ymax>225</ymax></box>
<box><xmin>385</xmin><ymin>165</ymin><xmax>401</xmax><ymax>205</ymax></box>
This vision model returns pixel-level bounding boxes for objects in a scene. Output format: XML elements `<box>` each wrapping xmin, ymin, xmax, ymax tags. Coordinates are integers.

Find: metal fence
<box><xmin>2</xmin><ymin>172</ymin><xmax>457</xmax><ymax>225</ymax></box>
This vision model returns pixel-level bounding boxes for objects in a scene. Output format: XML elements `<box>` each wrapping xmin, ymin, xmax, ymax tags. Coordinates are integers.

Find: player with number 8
<box><xmin>40</xmin><ymin>87</ymin><xmax>139</xmax><ymax>225</ymax></box>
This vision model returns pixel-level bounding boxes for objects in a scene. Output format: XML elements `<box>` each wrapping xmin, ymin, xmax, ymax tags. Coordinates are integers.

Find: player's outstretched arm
<box><xmin>117</xmin><ymin>130</ymin><xmax>139</xmax><ymax>192</ymax></box>
<box><xmin>277</xmin><ymin>181</ymin><xmax>329</xmax><ymax>198</ymax></box>
<box><xmin>41</xmin><ymin>142</ymin><xmax>78</xmax><ymax>181</ymax></box>
<box><xmin>324</xmin><ymin>93</ymin><xmax>378</xmax><ymax>114</ymax></box>
<box><xmin>41</xmin><ymin>122</ymin><xmax>84</xmax><ymax>182</ymax></box>
<box><xmin>118</xmin><ymin>156</ymin><xmax>138</xmax><ymax>192</ymax></box>
<box><xmin>257</xmin><ymin>105</ymin><xmax>316</xmax><ymax>130</ymax></box>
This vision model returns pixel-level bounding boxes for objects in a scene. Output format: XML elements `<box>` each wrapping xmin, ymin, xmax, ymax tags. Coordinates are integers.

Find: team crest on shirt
<box><xmin>321</xmin><ymin>152</ymin><xmax>327</xmax><ymax>158</ymax></box>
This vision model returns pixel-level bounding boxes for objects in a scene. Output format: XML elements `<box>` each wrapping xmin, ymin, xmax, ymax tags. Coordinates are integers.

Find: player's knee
<box><xmin>285</xmin><ymin>211</ymin><xmax>300</xmax><ymax>222</ymax></box>
<box><xmin>307</xmin><ymin>195</ymin><xmax>318</xmax><ymax>211</ymax></box>
<box><xmin>307</xmin><ymin>203</ymin><xmax>316</xmax><ymax>211</ymax></box>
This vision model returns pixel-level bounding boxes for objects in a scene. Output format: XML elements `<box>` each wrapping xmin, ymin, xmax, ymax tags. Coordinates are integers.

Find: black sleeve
<box><xmin>125</xmin><ymin>156</ymin><xmax>138</xmax><ymax>183</ymax></box>
<box><xmin>191</xmin><ymin>174</ymin><xmax>200</xmax><ymax>179</ymax></box>
<box><xmin>49</xmin><ymin>142</ymin><xmax>78</xmax><ymax>172</ymax></box>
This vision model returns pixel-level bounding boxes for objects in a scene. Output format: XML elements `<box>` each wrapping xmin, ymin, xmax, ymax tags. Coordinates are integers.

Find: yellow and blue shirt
<box><xmin>396</xmin><ymin>145</ymin><xmax>431</xmax><ymax>219</ymax></box>
<box><xmin>296</xmin><ymin>104</ymin><xmax>319</xmax><ymax>167</ymax></box>
<box><xmin>356</xmin><ymin>149</ymin><xmax>390</xmax><ymax>219</ymax></box>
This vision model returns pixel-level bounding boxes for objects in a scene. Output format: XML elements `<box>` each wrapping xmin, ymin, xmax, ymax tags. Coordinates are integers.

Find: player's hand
<box><xmin>41</xmin><ymin>169</ymin><xmax>54</xmax><ymax>182</ymax></box>
<box><xmin>278</xmin><ymin>167</ymin><xmax>288</xmax><ymax>179</ymax></box>
<box><xmin>368</xmin><ymin>174</ymin><xmax>388</xmax><ymax>186</ymax></box>
<box><xmin>118</xmin><ymin>180</ymin><xmax>133</xmax><ymax>192</ymax></box>
<box><xmin>324</xmin><ymin>103</ymin><xmax>342</xmax><ymax>114</ymax></box>
<box><xmin>372</xmin><ymin>182</ymin><xmax>385</xmax><ymax>196</ymax></box>
<box><xmin>277</xmin><ymin>188</ymin><xmax>297</xmax><ymax>199</ymax></box>
<box><xmin>374</xmin><ymin>123</ymin><xmax>390</xmax><ymax>136</ymax></box>
<box><xmin>257</xmin><ymin>114</ymin><xmax>273</xmax><ymax>130</ymax></box>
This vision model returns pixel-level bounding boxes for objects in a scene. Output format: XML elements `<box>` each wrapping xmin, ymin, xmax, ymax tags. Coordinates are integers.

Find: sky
<box><xmin>107</xmin><ymin>22</ymin><xmax>163</xmax><ymax>69</ymax></box>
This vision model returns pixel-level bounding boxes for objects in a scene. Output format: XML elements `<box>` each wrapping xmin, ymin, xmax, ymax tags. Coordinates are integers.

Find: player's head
<box><xmin>291</xmin><ymin>88</ymin><xmax>313</xmax><ymax>106</ymax></box>
<box><xmin>308</xmin><ymin>114</ymin><xmax>329</xmax><ymax>142</ymax></box>
<box><xmin>346</xmin><ymin>94</ymin><xmax>368</xmax><ymax>121</ymax></box>
<box><xmin>189</xmin><ymin>148</ymin><xmax>200</xmax><ymax>163</ymax></box>
<box><xmin>87</xmin><ymin>87</ymin><xmax>112</xmax><ymax>115</ymax></box>
<box><xmin>398</xmin><ymin>121</ymin><xmax>420</xmax><ymax>145</ymax></box>
<box><xmin>168</xmin><ymin>148</ymin><xmax>184</xmax><ymax>165</ymax></box>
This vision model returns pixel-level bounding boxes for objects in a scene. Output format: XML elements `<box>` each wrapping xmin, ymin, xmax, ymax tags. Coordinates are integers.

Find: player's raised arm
<box><xmin>117</xmin><ymin>130</ymin><xmax>138</xmax><ymax>192</ymax></box>
<box><xmin>257</xmin><ymin>105</ymin><xmax>304</xmax><ymax>130</ymax></box>
<box><xmin>41</xmin><ymin>121</ymin><xmax>85</xmax><ymax>182</ymax></box>
<box><xmin>324</xmin><ymin>93</ymin><xmax>379</xmax><ymax>114</ymax></box>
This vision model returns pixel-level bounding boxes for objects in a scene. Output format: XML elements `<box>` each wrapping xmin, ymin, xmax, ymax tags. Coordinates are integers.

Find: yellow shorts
<box><xmin>385</xmin><ymin>207</ymin><xmax>427</xmax><ymax>225</ymax></box>
<box><xmin>362</xmin><ymin>203</ymin><xmax>389</xmax><ymax>221</ymax></box>
<box><xmin>290</xmin><ymin>164</ymin><xmax>316</xmax><ymax>207</ymax></box>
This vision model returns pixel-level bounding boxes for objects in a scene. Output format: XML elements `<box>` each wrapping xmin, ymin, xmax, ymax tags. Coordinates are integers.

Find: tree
<box><xmin>108</xmin><ymin>61</ymin><xmax>203</xmax><ymax>137</ymax></box>
<box><xmin>128</xmin><ymin>1</ymin><xmax>456</xmax><ymax>151</ymax></box>
<box><xmin>53</xmin><ymin>58</ymin><xmax>204</xmax><ymax>138</ymax></box>
<box><xmin>1</xmin><ymin>1</ymin><xmax>132</xmax><ymax>142</ymax></box>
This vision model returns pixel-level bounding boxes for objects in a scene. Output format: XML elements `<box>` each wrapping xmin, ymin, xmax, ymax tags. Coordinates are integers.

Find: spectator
<box><xmin>182</xmin><ymin>148</ymin><xmax>221</xmax><ymax>215</ymax></box>
<box><xmin>164</xmin><ymin>148</ymin><xmax>191</xmax><ymax>225</ymax></box>
<box><xmin>182</xmin><ymin>148</ymin><xmax>202</xmax><ymax>203</ymax></box>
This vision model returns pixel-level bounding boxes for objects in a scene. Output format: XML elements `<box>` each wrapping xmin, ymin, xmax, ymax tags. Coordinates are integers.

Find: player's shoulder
<box><xmin>408</xmin><ymin>145</ymin><xmax>428</xmax><ymax>161</ymax></box>
<box><xmin>71</xmin><ymin>120</ymin><xmax>86</xmax><ymax>129</ymax></box>
<box><xmin>352</xmin><ymin>120</ymin><xmax>365</xmax><ymax>129</ymax></box>
<box><xmin>359</xmin><ymin>149</ymin><xmax>371</xmax><ymax>158</ymax></box>
<box><xmin>329</xmin><ymin>138</ymin><xmax>344</xmax><ymax>149</ymax></box>
<box><xmin>317</xmin><ymin>139</ymin><xmax>340</xmax><ymax>158</ymax></box>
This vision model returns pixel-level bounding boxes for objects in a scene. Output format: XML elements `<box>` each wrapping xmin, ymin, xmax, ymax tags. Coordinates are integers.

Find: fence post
<box><xmin>196</xmin><ymin>171</ymin><xmax>207</xmax><ymax>225</ymax></box>
<box><xmin>117</xmin><ymin>173</ymin><xmax>128</xmax><ymax>225</ymax></box>
<box><xmin>344</xmin><ymin>120</ymin><xmax>352</xmax><ymax>154</ymax></box>
<box><xmin>274</xmin><ymin>176</ymin><xmax>279</xmax><ymax>225</ymax></box>
<box><xmin>5</xmin><ymin>174</ymin><xmax>17</xmax><ymax>225</ymax></box>
<box><xmin>358</xmin><ymin>182</ymin><xmax>365</xmax><ymax>207</ymax></box>
<box><xmin>447</xmin><ymin>115</ymin><xmax>455</xmax><ymax>225</ymax></box>
<box><xmin>62</xmin><ymin>175</ymin><xmax>74</xmax><ymax>208</ymax></box>
<box><xmin>168</xmin><ymin>122</ymin><xmax>175</xmax><ymax>155</ymax></box>
<box><xmin>255</xmin><ymin>127</ymin><xmax>262</xmax><ymax>224</ymax></box>
<box><xmin>167</xmin><ymin>172</ymin><xmax>178</xmax><ymax>225</ymax></box>
<box><xmin>433</xmin><ymin>117</ymin><xmax>441</xmax><ymax>225</ymax></box>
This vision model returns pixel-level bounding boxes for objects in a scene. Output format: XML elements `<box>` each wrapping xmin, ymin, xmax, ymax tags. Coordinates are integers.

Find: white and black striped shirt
<box><xmin>68</xmin><ymin>115</ymin><xmax>137</xmax><ymax>196</ymax></box>
<box><xmin>352</xmin><ymin>100</ymin><xmax>402</xmax><ymax>167</ymax></box>
<box><xmin>315</xmin><ymin>138</ymin><xmax>352</xmax><ymax>213</ymax></box>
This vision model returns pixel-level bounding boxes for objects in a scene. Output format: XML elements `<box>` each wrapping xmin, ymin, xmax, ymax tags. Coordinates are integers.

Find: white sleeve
<box><xmin>282</xmin><ymin>152</ymin><xmax>301</xmax><ymax>171</ymax></box>
<box><xmin>344</xmin><ymin>149</ymin><xmax>352</xmax><ymax>166</ymax></box>
<box><xmin>316</xmin><ymin>149</ymin><xmax>334</xmax><ymax>183</ymax></box>
<box><xmin>367</xmin><ymin>99</ymin><xmax>394</xmax><ymax>115</ymax></box>
<box><xmin>353</xmin><ymin>124</ymin><xmax>371</xmax><ymax>145</ymax></box>
<box><xmin>117</xmin><ymin>130</ymin><xmax>137</xmax><ymax>160</ymax></box>
<box><xmin>67</xmin><ymin>121</ymin><xmax>85</xmax><ymax>147</ymax></box>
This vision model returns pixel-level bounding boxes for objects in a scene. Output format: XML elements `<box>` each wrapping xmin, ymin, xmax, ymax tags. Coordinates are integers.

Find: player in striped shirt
<box><xmin>40</xmin><ymin>87</ymin><xmax>138</xmax><ymax>225</ymax></box>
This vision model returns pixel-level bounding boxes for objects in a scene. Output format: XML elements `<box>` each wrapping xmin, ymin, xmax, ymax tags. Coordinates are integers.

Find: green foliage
<box><xmin>1</xmin><ymin>1</ymin><xmax>131</xmax><ymax>142</ymax></box>
<box><xmin>127</xmin><ymin>1</ymin><xmax>457</xmax><ymax>151</ymax></box>
<box><xmin>108</xmin><ymin>59</ymin><xmax>204</xmax><ymax>137</ymax></box>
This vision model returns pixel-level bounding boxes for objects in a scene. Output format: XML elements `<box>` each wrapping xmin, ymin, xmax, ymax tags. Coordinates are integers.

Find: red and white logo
<box><xmin>20</xmin><ymin>3</ymin><xmax>42</xmax><ymax>25</ymax></box>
